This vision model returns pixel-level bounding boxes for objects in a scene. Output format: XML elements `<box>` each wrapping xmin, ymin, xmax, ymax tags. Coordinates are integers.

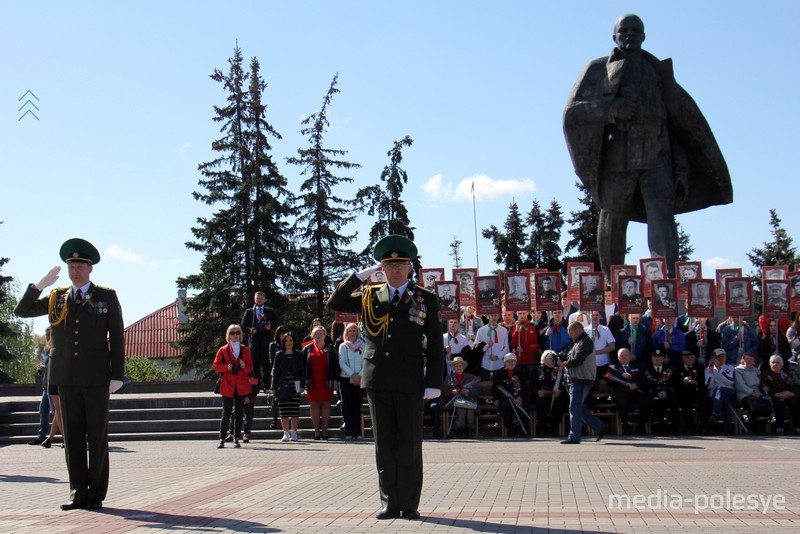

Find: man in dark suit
<box><xmin>239</xmin><ymin>291</ymin><xmax>280</xmax><ymax>440</ymax></box>
<box><xmin>15</xmin><ymin>238</ymin><xmax>124</xmax><ymax>511</ymax></box>
<box><xmin>327</xmin><ymin>235</ymin><xmax>444</xmax><ymax>521</ymax></box>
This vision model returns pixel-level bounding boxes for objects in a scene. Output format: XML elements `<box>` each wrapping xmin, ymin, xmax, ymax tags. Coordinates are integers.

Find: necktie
<box><xmin>623</xmin><ymin>366</ymin><xmax>629</xmax><ymax>374</ymax></box>
<box><xmin>391</xmin><ymin>290</ymin><xmax>400</xmax><ymax>309</ymax></box>
<box><xmin>75</xmin><ymin>288</ymin><xmax>83</xmax><ymax>302</ymax></box>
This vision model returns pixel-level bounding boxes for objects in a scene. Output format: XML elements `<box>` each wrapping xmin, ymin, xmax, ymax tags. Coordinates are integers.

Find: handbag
<box><xmin>276</xmin><ymin>381</ymin><xmax>295</xmax><ymax>403</ymax></box>
<box><xmin>213</xmin><ymin>378</ymin><xmax>221</xmax><ymax>394</ymax></box>
<box><xmin>745</xmin><ymin>395</ymin><xmax>773</xmax><ymax>415</ymax></box>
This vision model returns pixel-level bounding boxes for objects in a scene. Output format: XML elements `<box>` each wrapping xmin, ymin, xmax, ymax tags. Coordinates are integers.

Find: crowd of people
<box><xmin>212</xmin><ymin>286</ymin><xmax>800</xmax><ymax>446</ymax></box>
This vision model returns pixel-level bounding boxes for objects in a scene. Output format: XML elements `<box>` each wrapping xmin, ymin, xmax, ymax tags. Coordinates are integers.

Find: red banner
<box><xmin>578</xmin><ymin>272</ymin><xmax>605</xmax><ymax>312</ymax></box>
<box><xmin>504</xmin><ymin>273</ymin><xmax>530</xmax><ymax>312</ymax></box>
<box><xmin>435</xmin><ymin>281</ymin><xmax>461</xmax><ymax>320</ymax></box>
<box><xmin>476</xmin><ymin>275</ymin><xmax>502</xmax><ymax>316</ymax></box>
<box><xmin>686</xmin><ymin>279</ymin><xmax>715</xmax><ymax>318</ymax></box>
<box><xmin>650</xmin><ymin>279</ymin><xmax>678</xmax><ymax>319</ymax></box>
<box><xmin>610</xmin><ymin>265</ymin><xmax>637</xmax><ymax>304</ymax></box>
<box><xmin>724</xmin><ymin>277</ymin><xmax>753</xmax><ymax>317</ymax></box>
<box><xmin>534</xmin><ymin>272</ymin><xmax>562</xmax><ymax>312</ymax></box>
<box><xmin>676</xmin><ymin>261</ymin><xmax>702</xmax><ymax>301</ymax></box>
<box><xmin>640</xmin><ymin>257</ymin><xmax>667</xmax><ymax>299</ymax></box>
<box><xmin>567</xmin><ymin>262</ymin><xmax>594</xmax><ymax>302</ymax></box>
<box><xmin>617</xmin><ymin>275</ymin><xmax>645</xmax><ymax>316</ymax></box>
<box><xmin>453</xmin><ymin>268</ymin><xmax>478</xmax><ymax>307</ymax></box>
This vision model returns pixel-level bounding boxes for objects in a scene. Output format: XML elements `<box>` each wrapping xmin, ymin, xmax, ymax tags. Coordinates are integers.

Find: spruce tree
<box><xmin>563</xmin><ymin>181</ymin><xmax>600</xmax><ymax>272</ymax></box>
<box><xmin>676</xmin><ymin>220</ymin><xmax>695</xmax><ymax>262</ymax></box>
<box><xmin>482</xmin><ymin>200</ymin><xmax>526</xmax><ymax>272</ymax></box>
<box><xmin>357</xmin><ymin>135</ymin><xmax>416</xmax><ymax>265</ymax></box>
<box><xmin>746</xmin><ymin>209</ymin><xmax>798</xmax><ymax>313</ymax></box>
<box><xmin>0</xmin><ymin>252</ymin><xmax>18</xmax><ymax>383</ymax></box>
<box><xmin>542</xmin><ymin>199</ymin><xmax>565</xmax><ymax>274</ymax></box>
<box><xmin>287</xmin><ymin>74</ymin><xmax>360</xmax><ymax>319</ymax></box>
<box><xmin>175</xmin><ymin>46</ymin><xmax>294</xmax><ymax>376</ymax></box>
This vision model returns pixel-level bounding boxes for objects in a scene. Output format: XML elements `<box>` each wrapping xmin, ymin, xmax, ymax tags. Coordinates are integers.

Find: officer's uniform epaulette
<box><xmin>49</xmin><ymin>286</ymin><xmax>70</xmax><ymax>295</ymax></box>
<box><xmin>416</xmin><ymin>285</ymin><xmax>435</xmax><ymax>295</ymax></box>
<box><xmin>93</xmin><ymin>285</ymin><xmax>116</xmax><ymax>291</ymax></box>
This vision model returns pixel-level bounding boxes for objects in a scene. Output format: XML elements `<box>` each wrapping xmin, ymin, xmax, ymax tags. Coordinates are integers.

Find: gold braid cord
<box><xmin>361</xmin><ymin>286</ymin><xmax>389</xmax><ymax>340</ymax></box>
<box><xmin>48</xmin><ymin>289</ymin><xmax>68</xmax><ymax>326</ymax></box>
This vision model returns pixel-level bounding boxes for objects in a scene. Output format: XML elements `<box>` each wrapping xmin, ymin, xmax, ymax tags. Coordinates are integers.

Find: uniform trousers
<box><xmin>58</xmin><ymin>385</ymin><xmax>110</xmax><ymax>503</ymax></box>
<box><xmin>366</xmin><ymin>388</ymin><xmax>424</xmax><ymax>511</ymax></box>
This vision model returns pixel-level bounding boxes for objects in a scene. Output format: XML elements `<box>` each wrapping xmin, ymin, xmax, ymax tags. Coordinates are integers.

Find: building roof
<box><xmin>124</xmin><ymin>300</ymin><xmax>183</xmax><ymax>359</ymax></box>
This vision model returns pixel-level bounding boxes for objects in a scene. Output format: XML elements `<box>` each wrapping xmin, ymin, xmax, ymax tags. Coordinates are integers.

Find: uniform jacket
<box><xmin>492</xmin><ymin>367</ymin><xmax>528</xmax><ymax>404</ymax></box>
<box><xmin>563</xmin><ymin>49</ymin><xmax>732</xmax><ymax>222</ymax></box>
<box><xmin>644</xmin><ymin>366</ymin><xmax>676</xmax><ymax>399</ymax></box>
<box><xmin>327</xmin><ymin>274</ymin><xmax>444</xmax><ymax>393</ymax></box>
<box><xmin>212</xmin><ymin>343</ymin><xmax>253</xmax><ymax>398</ymax></box>
<box><xmin>15</xmin><ymin>283</ymin><xmax>124</xmax><ymax>386</ymax></box>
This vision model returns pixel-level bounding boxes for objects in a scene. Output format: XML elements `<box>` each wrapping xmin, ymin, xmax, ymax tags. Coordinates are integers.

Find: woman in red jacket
<box><xmin>212</xmin><ymin>325</ymin><xmax>253</xmax><ymax>448</ymax></box>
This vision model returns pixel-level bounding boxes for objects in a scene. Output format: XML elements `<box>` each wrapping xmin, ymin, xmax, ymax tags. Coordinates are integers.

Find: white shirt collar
<box><xmin>72</xmin><ymin>282</ymin><xmax>91</xmax><ymax>299</ymax></box>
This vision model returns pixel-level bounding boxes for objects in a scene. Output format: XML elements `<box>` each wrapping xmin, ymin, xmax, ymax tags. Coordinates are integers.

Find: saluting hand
<box><xmin>36</xmin><ymin>266</ymin><xmax>61</xmax><ymax>290</ymax></box>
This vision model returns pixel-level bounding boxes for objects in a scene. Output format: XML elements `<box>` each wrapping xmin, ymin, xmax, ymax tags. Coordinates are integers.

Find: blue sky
<box><xmin>2</xmin><ymin>1</ymin><xmax>798</xmax><ymax>331</ymax></box>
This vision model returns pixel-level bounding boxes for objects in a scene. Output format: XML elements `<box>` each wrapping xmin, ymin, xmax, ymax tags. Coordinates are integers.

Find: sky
<box><xmin>2</xmin><ymin>1</ymin><xmax>798</xmax><ymax>333</ymax></box>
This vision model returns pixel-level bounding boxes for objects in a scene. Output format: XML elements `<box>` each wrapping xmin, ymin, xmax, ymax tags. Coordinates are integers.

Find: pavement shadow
<box><xmin>100</xmin><ymin>508</ymin><xmax>279</xmax><ymax>532</ymax></box>
<box><xmin>613</xmin><ymin>442</ymin><xmax>705</xmax><ymax>449</ymax></box>
<box><xmin>0</xmin><ymin>474</ymin><xmax>63</xmax><ymax>484</ymax></box>
<box><xmin>423</xmin><ymin>517</ymin><xmax>616</xmax><ymax>533</ymax></box>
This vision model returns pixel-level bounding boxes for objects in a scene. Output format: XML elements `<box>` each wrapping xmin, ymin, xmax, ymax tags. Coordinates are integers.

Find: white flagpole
<box><xmin>472</xmin><ymin>180</ymin><xmax>480</xmax><ymax>272</ymax></box>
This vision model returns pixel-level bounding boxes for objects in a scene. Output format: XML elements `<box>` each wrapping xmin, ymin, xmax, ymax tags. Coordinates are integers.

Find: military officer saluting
<box><xmin>327</xmin><ymin>235</ymin><xmax>444</xmax><ymax>521</ymax></box>
<box><xmin>15</xmin><ymin>238</ymin><xmax>124</xmax><ymax>511</ymax></box>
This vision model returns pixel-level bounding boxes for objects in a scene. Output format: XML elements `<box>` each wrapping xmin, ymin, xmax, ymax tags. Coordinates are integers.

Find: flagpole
<box><xmin>472</xmin><ymin>180</ymin><xmax>480</xmax><ymax>272</ymax></box>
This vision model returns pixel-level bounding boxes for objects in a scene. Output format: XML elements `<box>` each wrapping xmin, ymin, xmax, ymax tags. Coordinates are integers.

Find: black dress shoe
<box><xmin>596</xmin><ymin>425</ymin><xmax>607</xmax><ymax>442</ymax></box>
<box><xmin>28</xmin><ymin>438</ymin><xmax>44</xmax><ymax>445</ymax></box>
<box><xmin>375</xmin><ymin>507</ymin><xmax>401</xmax><ymax>520</ymax></box>
<box><xmin>41</xmin><ymin>439</ymin><xmax>52</xmax><ymax>448</ymax></box>
<box><xmin>86</xmin><ymin>499</ymin><xmax>103</xmax><ymax>510</ymax></box>
<box><xmin>60</xmin><ymin>500</ymin><xmax>87</xmax><ymax>511</ymax></box>
<box><xmin>401</xmin><ymin>509</ymin><xmax>421</xmax><ymax>520</ymax></box>
<box><xmin>560</xmin><ymin>439</ymin><xmax>580</xmax><ymax>444</ymax></box>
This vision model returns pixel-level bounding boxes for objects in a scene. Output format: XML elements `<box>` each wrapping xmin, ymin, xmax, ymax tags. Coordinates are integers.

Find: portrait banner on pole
<box><xmin>724</xmin><ymin>277</ymin><xmax>753</xmax><ymax>317</ymax></box>
<box><xmin>476</xmin><ymin>275</ymin><xmax>502</xmax><ymax>316</ymax></box>
<box><xmin>453</xmin><ymin>268</ymin><xmax>478</xmax><ymax>307</ymax></box>
<box><xmin>435</xmin><ymin>281</ymin><xmax>461</xmax><ymax>321</ymax></box>
<box><xmin>617</xmin><ymin>275</ymin><xmax>645</xmax><ymax>316</ymax></box>
<box><xmin>534</xmin><ymin>272</ymin><xmax>562</xmax><ymax>312</ymax></box>
<box><xmin>676</xmin><ymin>261</ymin><xmax>702</xmax><ymax>301</ymax></box>
<box><xmin>610</xmin><ymin>265</ymin><xmax>637</xmax><ymax>304</ymax></box>
<box><xmin>504</xmin><ymin>272</ymin><xmax>530</xmax><ymax>312</ymax></box>
<box><xmin>686</xmin><ymin>279</ymin><xmax>715</xmax><ymax>318</ymax></box>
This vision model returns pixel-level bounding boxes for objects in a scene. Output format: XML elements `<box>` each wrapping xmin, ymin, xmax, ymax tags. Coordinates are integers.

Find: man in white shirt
<box><xmin>587</xmin><ymin>310</ymin><xmax>616</xmax><ymax>376</ymax></box>
<box><xmin>475</xmin><ymin>313</ymin><xmax>508</xmax><ymax>380</ymax></box>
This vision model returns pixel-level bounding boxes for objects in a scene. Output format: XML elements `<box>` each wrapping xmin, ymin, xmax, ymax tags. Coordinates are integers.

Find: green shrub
<box><xmin>124</xmin><ymin>356</ymin><xmax>179</xmax><ymax>382</ymax></box>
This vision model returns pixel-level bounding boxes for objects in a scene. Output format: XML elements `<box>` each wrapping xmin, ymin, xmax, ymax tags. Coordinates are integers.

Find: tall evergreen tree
<box><xmin>449</xmin><ymin>236</ymin><xmax>463</xmax><ymax>269</ymax></box>
<box><xmin>482</xmin><ymin>200</ymin><xmax>526</xmax><ymax>272</ymax></box>
<box><xmin>563</xmin><ymin>181</ymin><xmax>600</xmax><ymax>271</ymax></box>
<box><xmin>0</xmin><ymin>246</ymin><xmax>19</xmax><ymax>383</ymax></box>
<box><xmin>746</xmin><ymin>209</ymin><xmax>798</xmax><ymax>313</ymax></box>
<box><xmin>524</xmin><ymin>198</ymin><xmax>564</xmax><ymax>273</ymax></box>
<box><xmin>175</xmin><ymin>46</ymin><xmax>294</xmax><ymax>376</ymax></box>
<box><xmin>357</xmin><ymin>135</ymin><xmax>415</xmax><ymax>264</ymax></box>
<box><xmin>676</xmin><ymin>220</ymin><xmax>695</xmax><ymax>262</ymax></box>
<box><xmin>542</xmin><ymin>199</ymin><xmax>565</xmax><ymax>274</ymax></box>
<box><xmin>287</xmin><ymin>74</ymin><xmax>361</xmax><ymax>319</ymax></box>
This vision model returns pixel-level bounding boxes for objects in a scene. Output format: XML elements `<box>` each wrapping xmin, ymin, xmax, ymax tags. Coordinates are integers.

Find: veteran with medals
<box><xmin>327</xmin><ymin>235</ymin><xmax>444</xmax><ymax>521</ymax></box>
<box><xmin>14</xmin><ymin>238</ymin><xmax>124</xmax><ymax>511</ymax></box>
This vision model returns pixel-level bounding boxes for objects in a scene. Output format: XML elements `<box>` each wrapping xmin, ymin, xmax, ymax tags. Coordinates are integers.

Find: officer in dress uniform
<box><xmin>327</xmin><ymin>235</ymin><xmax>444</xmax><ymax>521</ymax></box>
<box><xmin>15</xmin><ymin>238</ymin><xmax>124</xmax><ymax>511</ymax></box>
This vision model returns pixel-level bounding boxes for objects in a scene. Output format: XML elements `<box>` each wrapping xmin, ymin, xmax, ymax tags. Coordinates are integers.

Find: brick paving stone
<box><xmin>1</xmin><ymin>436</ymin><xmax>799</xmax><ymax>532</ymax></box>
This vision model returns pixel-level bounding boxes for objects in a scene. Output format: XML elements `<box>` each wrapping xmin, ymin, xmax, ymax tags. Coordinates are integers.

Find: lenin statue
<box><xmin>563</xmin><ymin>14</ymin><xmax>732</xmax><ymax>278</ymax></box>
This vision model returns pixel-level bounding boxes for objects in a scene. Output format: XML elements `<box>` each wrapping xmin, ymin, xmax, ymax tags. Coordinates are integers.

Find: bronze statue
<box><xmin>563</xmin><ymin>14</ymin><xmax>732</xmax><ymax>278</ymax></box>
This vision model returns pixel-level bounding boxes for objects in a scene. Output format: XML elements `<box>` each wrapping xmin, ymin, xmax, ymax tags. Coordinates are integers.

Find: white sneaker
<box><xmin>290</xmin><ymin>431</ymin><xmax>299</xmax><ymax>442</ymax></box>
<box><xmin>281</xmin><ymin>432</ymin><xmax>290</xmax><ymax>442</ymax></box>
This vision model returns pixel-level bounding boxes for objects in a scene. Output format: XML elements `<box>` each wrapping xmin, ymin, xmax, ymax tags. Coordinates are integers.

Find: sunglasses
<box><xmin>230</xmin><ymin>331</ymin><xmax>242</xmax><ymax>335</ymax></box>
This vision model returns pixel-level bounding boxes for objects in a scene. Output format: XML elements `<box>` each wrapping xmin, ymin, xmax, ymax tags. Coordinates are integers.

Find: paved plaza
<box><xmin>1</xmin><ymin>434</ymin><xmax>799</xmax><ymax>533</ymax></box>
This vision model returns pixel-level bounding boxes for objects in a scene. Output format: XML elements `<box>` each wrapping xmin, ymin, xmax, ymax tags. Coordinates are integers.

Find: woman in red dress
<box><xmin>303</xmin><ymin>326</ymin><xmax>338</xmax><ymax>439</ymax></box>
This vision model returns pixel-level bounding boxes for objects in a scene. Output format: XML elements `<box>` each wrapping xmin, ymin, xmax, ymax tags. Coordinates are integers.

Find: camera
<box><xmin>229</xmin><ymin>363</ymin><xmax>240</xmax><ymax>375</ymax></box>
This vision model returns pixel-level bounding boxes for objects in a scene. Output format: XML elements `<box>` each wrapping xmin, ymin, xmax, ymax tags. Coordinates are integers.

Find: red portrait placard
<box><xmin>610</xmin><ymin>265</ymin><xmax>637</xmax><ymax>304</ymax></box>
<box><xmin>578</xmin><ymin>272</ymin><xmax>605</xmax><ymax>312</ymax></box>
<box><xmin>504</xmin><ymin>273</ymin><xmax>530</xmax><ymax>312</ymax></box>
<box><xmin>567</xmin><ymin>262</ymin><xmax>594</xmax><ymax>302</ymax></box>
<box><xmin>476</xmin><ymin>275</ymin><xmax>502</xmax><ymax>316</ymax></box>
<box><xmin>522</xmin><ymin>268</ymin><xmax>546</xmax><ymax>306</ymax></box>
<box><xmin>453</xmin><ymin>268</ymin><xmax>478</xmax><ymax>307</ymax></box>
<box><xmin>763</xmin><ymin>279</ymin><xmax>791</xmax><ymax>320</ymax></box>
<box><xmin>418</xmin><ymin>268</ymin><xmax>444</xmax><ymax>291</ymax></box>
<box><xmin>686</xmin><ymin>279</ymin><xmax>715</xmax><ymax>318</ymax></box>
<box><xmin>716</xmin><ymin>268</ymin><xmax>743</xmax><ymax>306</ymax></box>
<box><xmin>651</xmin><ymin>279</ymin><xmax>679</xmax><ymax>318</ymax></box>
<box><xmin>762</xmin><ymin>265</ymin><xmax>789</xmax><ymax>282</ymax></box>
<box><xmin>534</xmin><ymin>272</ymin><xmax>562</xmax><ymax>312</ymax></box>
<box><xmin>435</xmin><ymin>280</ymin><xmax>461</xmax><ymax>320</ymax></box>
<box><xmin>791</xmin><ymin>273</ymin><xmax>800</xmax><ymax>313</ymax></box>
<box><xmin>617</xmin><ymin>275</ymin><xmax>645</xmax><ymax>316</ymax></box>
<box><xmin>724</xmin><ymin>277</ymin><xmax>753</xmax><ymax>317</ymax></box>
<box><xmin>335</xmin><ymin>312</ymin><xmax>360</xmax><ymax>324</ymax></box>
<box><xmin>676</xmin><ymin>261</ymin><xmax>702</xmax><ymax>301</ymax></box>
<box><xmin>640</xmin><ymin>257</ymin><xmax>667</xmax><ymax>298</ymax></box>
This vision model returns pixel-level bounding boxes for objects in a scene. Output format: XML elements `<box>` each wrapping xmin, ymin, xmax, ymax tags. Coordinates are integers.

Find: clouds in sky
<box><xmin>422</xmin><ymin>173</ymin><xmax>536</xmax><ymax>202</ymax></box>
<box><xmin>105</xmin><ymin>244</ymin><xmax>143</xmax><ymax>264</ymax></box>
